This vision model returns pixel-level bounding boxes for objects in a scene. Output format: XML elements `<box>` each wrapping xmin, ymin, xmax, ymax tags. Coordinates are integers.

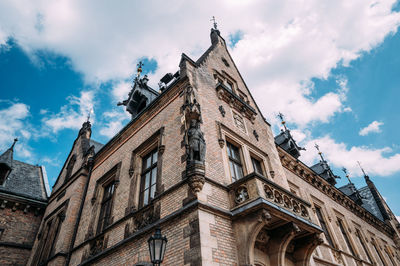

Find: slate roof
<box><xmin>359</xmin><ymin>186</ymin><xmax>384</xmax><ymax>221</ymax></box>
<box><xmin>0</xmin><ymin>147</ymin><xmax>13</xmax><ymax>170</ymax></box>
<box><xmin>0</xmin><ymin>160</ymin><xmax>47</xmax><ymax>202</ymax></box>
<box><xmin>90</xmin><ymin>139</ymin><xmax>104</xmax><ymax>154</ymax></box>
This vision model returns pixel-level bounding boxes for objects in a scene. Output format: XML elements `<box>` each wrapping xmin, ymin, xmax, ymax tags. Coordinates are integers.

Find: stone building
<box><xmin>0</xmin><ymin>139</ymin><xmax>49</xmax><ymax>265</ymax></box>
<box><xmin>26</xmin><ymin>27</ymin><xmax>400</xmax><ymax>266</ymax></box>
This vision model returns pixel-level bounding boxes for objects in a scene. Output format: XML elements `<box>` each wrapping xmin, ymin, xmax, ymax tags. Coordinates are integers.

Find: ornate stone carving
<box><xmin>187</xmin><ymin>119</ymin><xmax>206</xmax><ymax>163</ymax></box>
<box><xmin>234</xmin><ymin>185</ymin><xmax>249</xmax><ymax>204</ymax></box>
<box><xmin>233</xmin><ymin>113</ymin><xmax>246</xmax><ymax>133</ymax></box>
<box><xmin>218</xmin><ymin>105</ymin><xmax>226</xmax><ymax>117</ymax></box>
<box><xmin>187</xmin><ymin>162</ymin><xmax>206</xmax><ymax>194</ymax></box>
<box><xmin>89</xmin><ymin>235</ymin><xmax>104</xmax><ymax>257</ymax></box>
<box><xmin>253</xmin><ymin>130</ymin><xmax>259</xmax><ymax>141</ymax></box>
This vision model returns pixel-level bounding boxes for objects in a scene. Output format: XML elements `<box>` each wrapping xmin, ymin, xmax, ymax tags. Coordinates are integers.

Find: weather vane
<box><xmin>342</xmin><ymin>167</ymin><xmax>352</xmax><ymax>184</ymax></box>
<box><xmin>277</xmin><ymin>112</ymin><xmax>287</xmax><ymax>130</ymax></box>
<box><xmin>211</xmin><ymin>16</ymin><xmax>218</xmax><ymax>30</ymax></box>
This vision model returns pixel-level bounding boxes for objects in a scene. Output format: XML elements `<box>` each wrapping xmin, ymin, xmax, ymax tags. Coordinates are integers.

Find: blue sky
<box><xmin>0</xmin><ymin>1</ymin><xmax>400</xmax><ymax>219</ymax></box>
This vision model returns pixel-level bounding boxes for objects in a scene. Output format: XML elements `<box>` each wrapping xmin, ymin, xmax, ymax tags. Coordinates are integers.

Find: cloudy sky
<box><xmin>1</xmin><ymin>0</ymin><xmax>400</xmax><ymax>217</ymax></box>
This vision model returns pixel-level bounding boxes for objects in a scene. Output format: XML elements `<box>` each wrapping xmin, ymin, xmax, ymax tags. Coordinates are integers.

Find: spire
<box><xmin>0</xmin><ymin>138</ymin><xmax>17</xmax><ymax>183</ymax></box>
<box><xmin>357</xmin><ymin>161</ymin><xmax>370</xmax><ymax>182</ymax></box>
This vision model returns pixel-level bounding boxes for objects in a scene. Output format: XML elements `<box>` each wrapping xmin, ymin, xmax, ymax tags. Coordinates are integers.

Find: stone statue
<box><xmin>187</xmin><ymin>119</ymin><xmax>206</xmax><ymax>162</ymax></box>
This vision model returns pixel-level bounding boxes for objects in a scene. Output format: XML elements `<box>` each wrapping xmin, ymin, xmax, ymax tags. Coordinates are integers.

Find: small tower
<box><xmin>0</xmin><ymin>138</ymin><xmax>17</xmax><ymax>184</ymax></box>
<box><xmin>274</xmin><ymin>113</ymin><xmax>305</xmax><ymax>159</ymax></box>
<box><xmin>118</xmin><ymin>61</ymin><xmax>159</xmax><ymax>119</ymax></box>
<box><xmin>310</xmin><ymin>143</ymin><xmax>340</xmax><ymax>185</ymax></box>
<box><xmin>358</xmin><ymin>162</ymin><xmax>390</xmax><ymax>220</ymax></box>
<box><xmin>338</xmin><ymin>167</ymin><xmax>363</xmax><ymax>205</ymax></box>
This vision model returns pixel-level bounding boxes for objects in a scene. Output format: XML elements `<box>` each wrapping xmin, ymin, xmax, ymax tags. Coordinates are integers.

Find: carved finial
<box><xmin>10</xmin><ymin>138</ymin><xmax>18</xmax><ymax>151</ymax></box>
<box><xmin>277</xmin><ymin>112</ymin><xmax>287</xmax><ymax>131</ymax></box>
<box><xmin>136</xmin><ymin>61</ymin><xmax>144</xmax><ymax>78</ymax></box>
<box><xmin>342</xmin><ymin>167</ymin><xmax>352</xmax><ymax>184</ymax></box>
<box><xmin>211</xmin><ymin>16</ymin><xmax>218</xmax><ymax>30</ymax></box>
<box><xmin>357</xmin><ymin>161</ymin><xmax>367</xmax><ymax>176</ymax></box>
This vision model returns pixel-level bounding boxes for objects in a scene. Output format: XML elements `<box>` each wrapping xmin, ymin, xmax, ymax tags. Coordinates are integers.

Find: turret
<box><xmin>310</xmin><ymin>143</ymin><xmax>340</xmax><ymax>186</ymax></box>
<box><xmin>0</xmin><ymin>138</ymin><xmax>17</xmax><ymax>185</ymax></box>
<box><xmin>274</xmin><ymin>113</ymin><xmax>305</xmax><ymax>159</ymax></box>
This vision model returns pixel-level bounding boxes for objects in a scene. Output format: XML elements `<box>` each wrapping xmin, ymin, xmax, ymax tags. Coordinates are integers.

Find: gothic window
<box><xmin>65</xmin><ymin>154</ymin><xmax>76</xmax><ymax>182</ymax></box>
<box><xmin>140</xmin><ymin>148</ymin><xmax>158</xmax><ymax>207</ymax></box>
<box><xmin>251</xmin><ymin>156</ymin><xmax>263</xmax><ymax>176</ymax></box>
<box><xmin>315</xmin><ymin>206</ymin><xmax>334</xmax><ymax>247</ymax></box>
<box><xmin>227</xmin><ymin>141</ymin><xmax>244</xmax><ymax>182</ymax></box>
<box><xmin>337</xmin><ymin>219</ymin><xmax>356</xmax><ymax>257</ymax></box>
<box><xmin>97</xmin><ymin>181</ymin><xmax>116</xmax><ymax>233</ymax></box>
<box><xmin>355</xmin><ymin>228</ymin><xmax>373</xmax><ymax>263</ymax></box>
<box><xmin>226</xmin><ymin>80</ymin><xmax>234</xmax><ymax>91</ymax></box>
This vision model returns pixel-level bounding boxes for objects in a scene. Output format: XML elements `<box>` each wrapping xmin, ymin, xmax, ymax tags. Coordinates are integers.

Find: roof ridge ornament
<box><xmin>357</xmin><ymin>161</ymin><xmax>370</xmax><ymax>182</ymax></box>
<box><xmin>136</xmin><ymin>61</ymin><xmax>144</xmax><ymax>79</ymax></box>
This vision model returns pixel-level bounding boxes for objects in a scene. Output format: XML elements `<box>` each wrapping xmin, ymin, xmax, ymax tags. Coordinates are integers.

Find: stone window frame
<box><xmin>97</xmin><ymin>179</ymin><xmax>117</xmax><ymax>234</ymax></box>
<box><xmin>370</xmin><ymin>236</ymin><xmax>387</xmax><ymax>265</ymax></box>
<box><xmin>32</xmin><ymin>199</ymin><xmax>69</xmax><ymax>265</ymax></box>
<box><xmin>226</xmin><ymin>140</ymin><xmax>245</xmax><ymax>182</ymax></box>
<box><xmin>311</xmin><ymin>198</ymin><xmax>337</xmax><ymax>249</ymax></box>
<box><xmin>139</xmin><ymin>147</ymin><xmax>159</xmax><ymax>208</ymax></box>
<box><xmin>213</xmin><ymin>70</ymin><xmax>238</xmax><ymax>95</ymax></box>
<box><xmin>91</xmin><ymin>162</ymin><xmax>121</xmax><ymax>235</ymax></box>
<box><xmin>219</xmin><ymin>123</ymin><xmax>274</xmax><ymax>184</ymax></box>
<box><xmin>126</xmin><ymin>127</ymin><xmax>165</xmax><ymax>214</ymax></box>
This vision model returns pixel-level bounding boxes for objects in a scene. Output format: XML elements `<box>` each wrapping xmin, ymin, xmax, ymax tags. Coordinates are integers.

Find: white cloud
<box><xmin>397</xmin><ymin>216</ymin><xmax>400</xmax><ymax>223</ymax></box>
<box><xmin>0</xmin><ymin>102</ymin><xmax>34</xmax><ymax>158</ymax></box>
<box><xmin>301</xmin><ymin>136</ymin><xmax>400</xmax><ymax>177</ymax></box>
<box><xmin>0</xmin><ymin>0</ymin><xmax>398</xmax><ymax>127</ymax></box>
<box><xmin>42</xmin><ymin>90</ymin><xmax>95</xmax><ymax>133</ymax></box>
<box><xmin>99</xmin><ymin>110</ymin><xmax>130</xmax><ymax>138</ymax></box>
<box><xmin>359</xmin><ymin>121</ymin><xmax>384</xmax><ymax>136</ymax></box>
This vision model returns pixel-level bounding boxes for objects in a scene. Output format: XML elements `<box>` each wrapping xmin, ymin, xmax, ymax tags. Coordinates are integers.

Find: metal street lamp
<box><xmin>148</xmin><ymin>227</ymin><xmax>168</xmax><ymax>266</ymax></box>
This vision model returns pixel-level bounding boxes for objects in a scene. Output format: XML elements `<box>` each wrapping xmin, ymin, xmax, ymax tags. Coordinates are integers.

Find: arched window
<box><xmin>65</xmin><ymin>154</ymin><xmax>76</xmax><ymax>182</ymax></box>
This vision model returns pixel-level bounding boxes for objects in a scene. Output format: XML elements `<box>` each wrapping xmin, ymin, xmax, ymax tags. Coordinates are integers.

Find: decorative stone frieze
<box><xmin>277</xmin><ymin>146</ymin><xmax>395</xmax><ymax>237</ymax></box>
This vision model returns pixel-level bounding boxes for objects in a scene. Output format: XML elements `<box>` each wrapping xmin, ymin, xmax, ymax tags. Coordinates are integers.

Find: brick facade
<box><xmin>25</xmin><ymin>28</ymin><xmax>400</xmax><ymax>266</ymax></box>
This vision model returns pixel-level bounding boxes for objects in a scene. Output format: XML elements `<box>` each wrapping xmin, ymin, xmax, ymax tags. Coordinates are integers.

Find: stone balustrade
<box><xmin>228</xmin><ymin>172</ymin><xmax>311</xmax><ymax>221</ymax></box>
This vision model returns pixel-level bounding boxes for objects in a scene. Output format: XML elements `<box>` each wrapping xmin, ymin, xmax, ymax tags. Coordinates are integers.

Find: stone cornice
<box><xmin>277</xmin><ymin>146</ymin><xmax>394</xmax><ymax>237</ymax></box>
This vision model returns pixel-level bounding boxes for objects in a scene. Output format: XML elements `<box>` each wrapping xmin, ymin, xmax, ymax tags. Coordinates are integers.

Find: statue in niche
<box><xmin>183</xmin><ymin>85</ymin><xmax>201</xmax><ymax>122</ymax></box>
<box><xmin>187</xmin><ymin>119</ymin><xmax>206</xmax><ymax>162</ymax></box>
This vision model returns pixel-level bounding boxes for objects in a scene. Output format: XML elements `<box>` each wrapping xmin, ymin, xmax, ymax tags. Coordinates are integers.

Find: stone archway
<box><xmin>233</xmin><ymin>208</ymin><xmax>323</xmax><ymax>266</ymax></box>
